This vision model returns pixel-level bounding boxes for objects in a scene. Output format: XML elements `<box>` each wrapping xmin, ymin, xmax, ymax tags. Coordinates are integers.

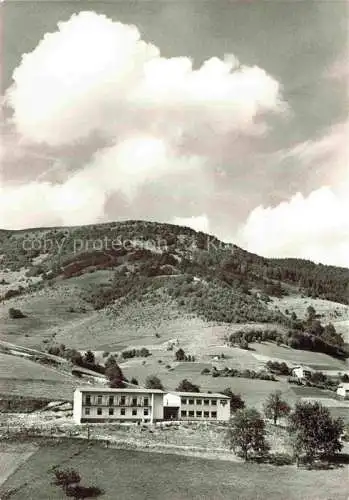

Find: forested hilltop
<box><xmin>0</xmin><ymin>221</ymin><xmax>348</xmax><ymax>358</ymax></box>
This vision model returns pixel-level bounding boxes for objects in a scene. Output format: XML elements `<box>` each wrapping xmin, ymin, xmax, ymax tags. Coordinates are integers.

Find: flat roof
<box><xmin>75</xmin><ymin>387</ymin><xmax>164</xmax><ymax>394</ymax></box>
<box><xmin>167</xmin><ymin>391</ymin><xmax>230</xmax><ymax>399</ymax></box>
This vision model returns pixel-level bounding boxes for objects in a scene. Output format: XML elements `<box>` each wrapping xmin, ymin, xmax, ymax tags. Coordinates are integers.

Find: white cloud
<box><xmin>0</xmin><ymin>180</ymin><xmax>106</xmax><ymax>229</ymax></box>
<box><xmin>0</xmin><ymin>136</ymin><xmax>205</xmax><ymax>229</ymax></box>
<box><xmin>1</xmin><ymin>10</ymin><xmax>286</xmax><ymax>230</ymax></box>
<box><xmin>237</xmin><ymin>120</ymin><xmax>349</xmax><ymax>268</ymax></box>
<box><xmin>238</xmin><ymin>186</ymin><xmax>349</xmax><ymax>267</ymax></box>
<box><xmin>6</xmin><ymin>11</ymin><xmax>285</xmax><ymax>148</ymax></box>
<box><xmin>172</xmin><ymin>214</ymin><xmax>210</xmax><ymax>233</ymax></box>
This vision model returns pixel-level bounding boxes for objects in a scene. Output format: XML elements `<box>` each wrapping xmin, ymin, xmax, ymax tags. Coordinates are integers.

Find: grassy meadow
<box><xmin>1</xmin><ymin>441</ymin><xmax>348</xmax><ymax>500</ymax></box>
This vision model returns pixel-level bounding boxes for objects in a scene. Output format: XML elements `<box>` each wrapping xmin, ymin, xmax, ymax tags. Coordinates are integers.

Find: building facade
<box><xmin>291</xmin><ymin>366</ymin><xmax>313</xmax><ymax>380</ymax></box>
<box><xmin>73</xmin><ymin>388</ymin><xmax>164</xmax><ymax>424</ymax></box>
<box><xmin>163</xmin><ymin>392</ymin><xmax>230</xmax><ymax>421</ymax></box>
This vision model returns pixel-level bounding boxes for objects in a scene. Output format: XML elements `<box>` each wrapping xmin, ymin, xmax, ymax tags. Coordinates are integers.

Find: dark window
<box><xmin>84</xmin><ymin>408</ymin><xmax>90</xmax><ymax>415</ymax></box>
<box><xmin>132</xmin><ymin>397</ymin><xmax>138</xmax><ymax>406</ymax></box>
<box><xmin>211</xmin><ymin>400</ymin><xmax>217</xmax><ymax>406</ymax></box>
<box><xmin>188</xmin><ymin>411</ymin><xmax>194</xmax><ymax>417</ymax></box>
<box><xmin>204</xmin><ymin>411</ymin><xmax>209</xmax><ymax>418</ymax></box>
<box><xmin>108</xmin><ymin>396</ymin><xmax>114</xmax><ymax>406</ymax></box>
<box><xmin>97</xmin><ymin>408</ymin><xmax>102</xmax><ymax>416</ymax></box>
<box><xmin>211</xmin><ymin>411</ymin><xmax>217</xmax><ymax>418</ymax></box>
<box><xmin>144</xmin><ymin>408</ymin><xmax>149</xmax><ymax>416</ymax></box>
<box><xmin>120</xmin><ymin>397</ymin><xmax>126</xmax><ymax>405</ymax></box>
<box><xmin>97</xmin><ymin>395</ymin><xmax>103</xmax><ymax>405</ymax></box>
<box><xmin>121</xmin><ymin>408</ymin><xmax>126</xmax><ymax>416</ymax></box>
<box><xmin>108</xmin><ymin>408</ymin><xmax>114</xmax><ymax>416</ymax></box>
<box><xmin>132</xmin><ymin>409</ymin><xmax>137</xmax><ymax>416</ymax></box>
<box><xmin>196</xmin><ymin>399</ymin><xmax>202</xmax><ymax>405</ymax></box>
<box><xmin>144</xmin><ymin>398</ymin><xmax>149</xmax><ymax>406</ymax></box>
<box><xmin>85</xmin><ymin>395</ymin><xmax>91</xmax><ymax>406</ymax></box>
<box><xmin>188</xmin><ymin>399</ymin><xmax>194</xmax><ymax>405</ymax></box>
<box><xmin>181</xmin><ymin>398</ymin><xmax>187</xmax><ymax>404</ymax></box>
<box><xmin>181</xmin><ymin>410</ymin><xmax>187</xmax><ymax>417</ymax></box>
<box><xmin>196</xmin><ymin>411</ymin><xmax>202</xmax><ymax>417</ymax></box>
<box><xmin>203</xmin><ymin>399</ymin><xmax>209</xmax><ymax>405</ymax></box>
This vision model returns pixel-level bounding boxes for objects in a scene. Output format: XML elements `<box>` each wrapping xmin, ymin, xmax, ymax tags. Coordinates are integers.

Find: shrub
<box><xmin>145</xmin><ymin>375</ymin><xmax>164</xmax><ymax>390</ymax></box>
<box><xmin>8</xmin><ymin>307</ymin><xmax>26</xmax><ymax>319</ymax></box>
<box><xmin>201</xmin><ymin>368</ymin><xmax>210</xmax><ymax>375</ymax></box>
<box><xmin>176</xmin><ymin>379</ymin><xmax>200</xmax><ymax>392</ymax></box>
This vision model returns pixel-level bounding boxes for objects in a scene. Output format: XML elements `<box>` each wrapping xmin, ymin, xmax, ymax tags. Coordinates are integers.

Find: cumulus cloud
<box><xmin>237</xmin><ymin>119</ymin><xmax>349</xmax><ymax>267</ymax></box>
<box><xmin>0</xmin><ymin>137</ymin><xmax>205</xmax><ymax>229</ymax></box>
<box><xmin>172</xmin><ymin>214</ymin><xmax>210</xmax><ymax>233</ymax></box>
<box><xmin>6</xmin><ymin>10</ymin><xmax>285</xmax><ymax>149</ymax></box>
<box><xmin>1</xmin><ymin>10</ymin><xmax>286</xmax><ymax>230</ymax></box>
<box><xmin>238</xmin><ymin>187</ymin><xmax>349</xmax><ymax>267</ymax></box>
<box><xmin>0</xmin><ymin>181</ymin><xmax>106</xmax><ymax>229</ymax></box>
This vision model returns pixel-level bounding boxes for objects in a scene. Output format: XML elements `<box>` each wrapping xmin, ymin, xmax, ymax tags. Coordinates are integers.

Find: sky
<box><xmin>0</xmin><ymin>0</ymin><xmax>348</xmax><ymax>267</ymax></box>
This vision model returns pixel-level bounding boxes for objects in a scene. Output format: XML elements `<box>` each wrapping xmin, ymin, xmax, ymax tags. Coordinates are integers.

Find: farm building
<box><xmin>291</xmin><ymin>365</ymin><xmax>313</xmax><ymax>380</ymax></box>
<box><xmin>73</xmin><ymin>388</ymin><xmax>231</xmax><ymax>424</ymax></box>
<box><xmin>73</xmin><ymin>387</ymin><xmax>164</xmax><ymax>424</ymax></box>
<box><xmin>163</xmin><ymin>392</ymin><xmax>230</xmax><ymax>422</ymax></box>
<box><xmin>336</xmin><ymin>383</ymin><xmax>349</xmax><ymax>399</ymax></box>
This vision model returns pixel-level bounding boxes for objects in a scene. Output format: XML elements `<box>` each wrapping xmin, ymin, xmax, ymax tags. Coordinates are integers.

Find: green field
<box><xmin>1</xmin><ymin>441</ymin><xmax>347</xmax><ymax>500</ymax></box>
<box><xmin>0</xmin><ymin>353</ymin><xmax>79</xmax><ymax>400</ymax></box>
<box><xmin>250</xmin><ymin>342</ymin><xmax>347</xmax><ymax>371</ymax></box>
<box><xmin>0</xmin><ymin>353</ymin><xmax>73</xmax><ymax>382</ymax></box>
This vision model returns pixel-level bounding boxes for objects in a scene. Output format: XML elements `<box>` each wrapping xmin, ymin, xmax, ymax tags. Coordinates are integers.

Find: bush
<box><xmin>269</xmin><ymin>452</ymin><xmax>294</xmax><ymax>466</ymax></box>
<box><xmin>266</xmin><ymin>361</ymin><xmax>291</xmax><ymax>376</ymax></box>
<box><xmin>8</xmin><ymin>307</ymin><xmax>26</xmax><ymax>319</ymax></box>
<box><xmin>213</xmin><ymin>367</ymin><xmax>276</xmax><ymax>382</ymax></box>
<box><xmin>176</xmin><ymin>379</ymin><xmax>200</xmax><ymax>392</ymax></box>
<box><xmin>145</xmin><ymin>375</ymin><xmax>164</xmax><ymax>390</ymax></box>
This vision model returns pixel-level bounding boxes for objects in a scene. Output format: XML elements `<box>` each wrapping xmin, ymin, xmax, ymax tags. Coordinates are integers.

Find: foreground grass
<box><xmin>1</xmin><ymin>441</ymin><xmax>348</xmax><ymax>500</ymax></box>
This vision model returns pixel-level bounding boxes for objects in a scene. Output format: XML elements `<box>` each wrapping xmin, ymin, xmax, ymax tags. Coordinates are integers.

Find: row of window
<box><xmin>181</xmin><ymin>410</ymin><xmax>217</xmax><ymax>418</ymax></box>
<box><xmin>85</xmin><ymin>407</ymin><xmax>149</xmax><ymax>417</ymax></box>
<box><xmin>181</xmin><ymin>398</ymin><xmax>218</xmax><ymax>406</ymax></box>
<box><xmin>85</xmin><ymin>396</ymin><xmax>150</xmax><ymax>407</ymax></box>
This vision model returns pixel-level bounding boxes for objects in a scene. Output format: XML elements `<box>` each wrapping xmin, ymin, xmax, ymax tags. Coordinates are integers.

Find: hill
<box><xmin>0</xmin><ymin>220</ymin><xmax>348</xmax><ymax>409</ymax></box>
<box><xmin>1</xmin><ymin>220</ymin><xmax>348</xmax><ymax>340</ymax></box>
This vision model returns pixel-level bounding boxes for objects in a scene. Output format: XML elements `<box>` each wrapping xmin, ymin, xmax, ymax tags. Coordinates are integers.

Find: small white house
<box><xmin>291</xmin><ymin>366</ymin><xmax>313</xmax><ymax>380</ymax></box>
<box><xmin>163</xmin><ymin>391</ymin><xmax>230</xmax><ymax>421</ymax></box>
<box><xmin>336</xmin><ymin>383</ymin><xmax>349</xmax><ymax>399</ymax></box>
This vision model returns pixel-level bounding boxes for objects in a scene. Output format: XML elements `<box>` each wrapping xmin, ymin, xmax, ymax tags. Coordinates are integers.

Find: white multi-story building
<box><xmin>163</xmin><ymin>391</ymin><xmax>230</xmax><ymax>421</ymax></box>
<box><xmin>73</xmin><ymin>388</ymin><xmax>231</xmax><ymax>424</ymax></box>
<box><xmin>73</xmin><ymin>387</ymin><xmax>164</xmax><ymax>424</ymax></box>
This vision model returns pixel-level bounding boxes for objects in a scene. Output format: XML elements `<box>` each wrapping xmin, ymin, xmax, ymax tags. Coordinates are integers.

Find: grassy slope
<box><xmin>270</xmin><ymin>296</ymin><xmax>349</xmax><ymax>343</ymax></box>
<box><xmin>1</xmin><ymin>442</ymin><xmax>348</xmax><ymax>500</ymax></box>
<box><xmin>0</xmin><ymin>221</ymin><xmax>348</xmax><ymax>409</ymax></box>
<box><xmin>0</xmin><ymin>352</ymin><xmax>80</xmax><ymax>400</ymax></box>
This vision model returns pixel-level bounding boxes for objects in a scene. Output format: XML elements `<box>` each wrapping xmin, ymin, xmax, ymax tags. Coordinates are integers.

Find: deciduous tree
<box><xmin>226</xmin><ymin>408</ymin><xmax>269</xmax><ymax>461</ymax></box>
<box><xmin>288</xmin><ymin>401</ymin><xmax>343</xmax><ymax>466</ymax></box>
<box><xmin>263</xmin><ymin>390</ymin><xmax>290</xmax><ymax>424</ymax></box>
<box><xmin>221</xmin><ymin>388</ymin><xmax>245</xmax><ymax>412</ymax></box>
